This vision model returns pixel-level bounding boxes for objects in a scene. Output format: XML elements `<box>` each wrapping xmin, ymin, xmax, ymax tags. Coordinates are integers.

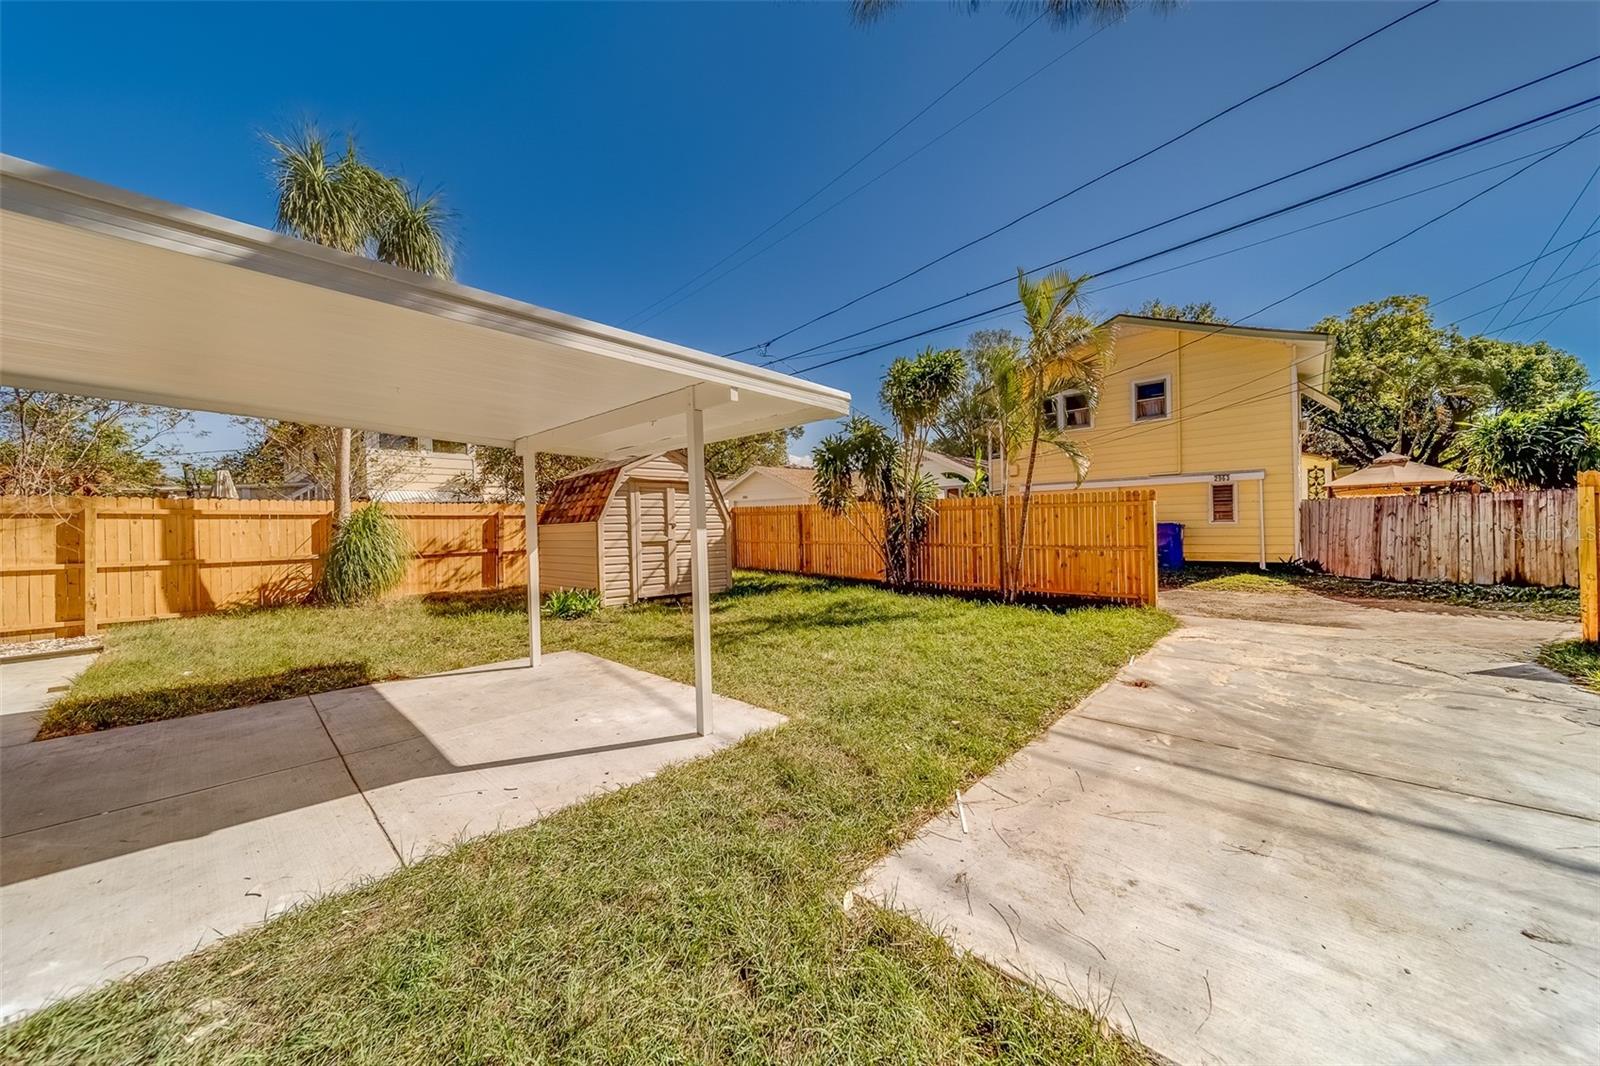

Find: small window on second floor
<box><xmin>1210</xmin><ymin>482</ymin><xmax>1236</xmax><ymax>523</ymax></box>
<box><xmin>1041</xmin><ymin>394</ymin><xmax>1061</xmax><ymax>429</ymax></box>
<box><xmin>1133</xmin><ymin>378</ymin><xmax>1169</xmax><ymax>421</ymax></box>
<box><xmin>377</xmin><ymin>433</ymin><xmax>418</xmax><ymax>451</ymax></box>
<box><xmin>431</xmin><ymin>439</ymin><xmax>468</xmax><ymax>454</ymax></box>
<box><xmin>1061</xmin><ymin>390</ymin><xmax>1091</xmax><ymax>428</ymax></box>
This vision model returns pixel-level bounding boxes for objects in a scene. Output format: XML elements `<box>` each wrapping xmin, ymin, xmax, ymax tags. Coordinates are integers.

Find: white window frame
<box><xmin>1041</xmin><ymin>393</ymin><xmax>1062</xmax><ymax>430</ymax></box>
<box><xmin>1059</xmin><ymin>388</ymin><xmax>1093</xmax><ymax>429</ymax></box>
<box><xmin>1208</xmin><ymin>480</ymin><xmax>1238</xmax><ymax>525</ymax></box>
<box><xmin>1130</xmin><ymin>375</ymin><xmax>1172</xmax><ymax>422</ymax></box>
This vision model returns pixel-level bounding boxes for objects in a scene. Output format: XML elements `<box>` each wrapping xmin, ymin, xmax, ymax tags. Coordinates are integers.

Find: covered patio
<box><xmin>0</xmin><ymin>155</ymin><xmax>847</xmax><ymax>1016</ymax></box>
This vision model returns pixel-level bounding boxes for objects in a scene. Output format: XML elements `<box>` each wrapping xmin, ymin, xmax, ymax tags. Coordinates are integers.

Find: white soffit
<box><xmin>0</xmin><ymin>155</ymin><xmax>849</xmax><ymax>456</ymax></box>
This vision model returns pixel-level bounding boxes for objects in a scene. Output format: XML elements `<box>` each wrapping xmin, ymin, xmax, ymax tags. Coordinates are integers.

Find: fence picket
<box><xmin>731</xmin><ymin>491</ymin><xmax>1156</xmax><ymax>606</ymax></box>
<box><xmin>1299</xmin><ymin>490</ymin><xmax>1579</xmax><ymax>587</ymax></box>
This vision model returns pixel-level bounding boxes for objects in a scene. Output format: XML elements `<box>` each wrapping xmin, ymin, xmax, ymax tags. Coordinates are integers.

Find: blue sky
<box><xmin>4</xmin><ymin>0</ymin><xmax>1598</xmax><ymax>465</ymax></box>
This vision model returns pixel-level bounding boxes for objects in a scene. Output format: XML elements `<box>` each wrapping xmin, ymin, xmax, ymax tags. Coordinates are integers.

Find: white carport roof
<box><xmin>0</xmin><ymin>155</ymin><xmax>848</xmax><ymax>456</ymax></box>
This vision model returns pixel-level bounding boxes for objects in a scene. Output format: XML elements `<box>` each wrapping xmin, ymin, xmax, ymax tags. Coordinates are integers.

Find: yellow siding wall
<box><xmin>538</xmin><ymin>520</ymin><xmax>599</xmax><ymax>595</ymax></box>
<box><xmin>1018</xmin><ymin>323</ymin><xmax>1303</xmax><ymax>563</ymax></box>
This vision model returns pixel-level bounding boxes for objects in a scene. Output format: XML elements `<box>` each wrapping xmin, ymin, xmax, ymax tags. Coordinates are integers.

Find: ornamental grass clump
<box><xmin>319</xmin><ymin>503</ymin><xmax>410</xmax><ymax>606</ymax></box>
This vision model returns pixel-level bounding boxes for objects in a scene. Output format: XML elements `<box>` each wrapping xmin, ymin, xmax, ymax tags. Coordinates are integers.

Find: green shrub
<box><xmin>542</xmin><ymin>586</ymin><xmax>601</xmax><ymax>619</ymax></box>
<box><xmin>319</xmin><ymin>504</ymin><xmax>410</xmax><ymax>606</ymax></box>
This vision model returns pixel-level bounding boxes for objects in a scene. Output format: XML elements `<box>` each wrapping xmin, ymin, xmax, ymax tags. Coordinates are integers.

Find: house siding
<box><xmin>1020</xmin><ymin>323</ymin><xmax>1307</xmax><ymax>564</ymax></box>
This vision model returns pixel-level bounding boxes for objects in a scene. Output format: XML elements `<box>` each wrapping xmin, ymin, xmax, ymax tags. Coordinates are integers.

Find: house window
<box><xmin>1061</xmin><ymin>390</ymin><xmax>1091</xmax><ymax>428</ymax></box>
<box><xmin>1132</xmin><ymin>378</ymin><xmax>1169</xmax><ymax>421</ymax></box>
<box><xmin>431</xmin><ymin>439</ymin><xmax>468</xmax><ymax>454</ymax></box>
<box><xmin>1210</xmin><ymin>482</ymin><xmax>1237</xmax><ymax>523</ymax></box>
<box><xmin>1042</xmin><ymin>391</ymin><xmax>1091</xmax><ymax>429</ymax></box>
<box><xmin>377</xmin><ymin>433</ymin><xmax>418</xmax><ymax>450</ymax></box>
<box><xmin>1041</xmin><ymin>394</ymin><xmax>1060</xmax><ymax>429</ymax></box>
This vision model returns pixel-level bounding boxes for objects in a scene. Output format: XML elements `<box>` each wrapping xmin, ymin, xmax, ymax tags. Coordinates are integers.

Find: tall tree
<box><xmin>1009</xmin><ymin>269</ymin><xmax>1110</xmax><ymax>597</ymax></box>
<box><xmin>1133</xmin><ymin>298</ymin><xmax>1227</xmax><ymax>323</ymax></box>
<box><xmin>933</xmin><ymin>329</ymin><xmax>1022</xmax><ymax>459</ymax></box>
<box><xmin>266</xmin><ymin>127</ymin><xmax>454</xmax><ymax>525</ymax></box>
<box><xmin>0</xmin><ymin>389</ymin><xmax>189</xmax><ymax>496</ymax></box>
<box><xmin>1305</xmin><ymin>295</ymin><xmax>1588</xmax><ymax>467</ymax></box>
<box><xmin>1449</xmin><ymin>392</ymin><xmax>1600</xmax><ymax>489</ymax></box>
<box><xmin>813</xmin><ymin>348</ymin><xmax>965</xmax><ymax>586</ymax></box>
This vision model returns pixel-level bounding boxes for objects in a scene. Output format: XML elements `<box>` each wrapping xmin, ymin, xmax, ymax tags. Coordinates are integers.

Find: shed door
<box><xmin>631</xmin><ymin>480</ymin><xmax>689</xmax><ymax>598</ymax></box>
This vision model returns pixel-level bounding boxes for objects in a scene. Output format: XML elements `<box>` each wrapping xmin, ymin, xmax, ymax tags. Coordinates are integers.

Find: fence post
<box><xmin>488</xmin><ymin>508</ymin><xmax>502</xmax><ymax>590</ymax></box>
<box><xmin>80</xmin><ymin>497</ymin><xmax>99</xmax><ymax>636</ymax></box>
<box><xmin>797</xmin><ymin>507</ymin><xmax>810</xmax><ymax>575</ymax></box>
<box><xmin>1580</xmin><ymin>472</ymin><xmax>1598</xmax><ymax>642</ymax></box>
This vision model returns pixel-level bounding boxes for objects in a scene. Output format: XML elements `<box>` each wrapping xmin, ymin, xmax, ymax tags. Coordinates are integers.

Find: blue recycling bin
<box><xmin>1156</xmin><ymin>522</ymin><xmax>1185</xmax><ymax>569</ymax></box>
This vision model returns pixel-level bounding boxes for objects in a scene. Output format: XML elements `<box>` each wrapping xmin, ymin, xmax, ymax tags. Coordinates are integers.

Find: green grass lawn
<box><xmin>1161</xmin><ymin>563</ymin><xmax>1579</xmax><ymax>619</ymax></box>
<box><xmin>1538</xmin><ymin>639</ymin><xmax>1600</xmax><ymax>689</ymax></box>
<box><xmin>6</xmin><ymin>573</ymin><xmax>1174</xmax><ymax>1064</ymax></box>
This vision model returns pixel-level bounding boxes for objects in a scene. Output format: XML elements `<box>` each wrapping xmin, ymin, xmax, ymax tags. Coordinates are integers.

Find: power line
<box><xmin>785</xmin><ymin>98</ymin><xmax>1600</xmax><ymax>376</ymax></box>
<box><xmin>739</xmin><ymin>0</ymin><xmax>1444</xmax><ymax>355</ymax></box>
<box><xmin>761</xmin><ymin>64</ymin><xmax>1600</xmax><ymax>367</ymax></box>
<box><xmin>619</xmin><ymin>12</ymin><xmax>1045</xmax><ymax>327</ymax></box>
<box><xmin>1519</xmin><ymin>214</ymin><xmax>1600</xmax><ymax>321</ymax></box>
<box><xmin>1434</xmin><ymin>225</ymin><xmax>1600</xmax><ymax>304</ymax></box>
<box><xmin>630</xmin><ymin>21</ymin><xmax>1112</xmax><ymax>331</ymax></box>
<box><xmin>1447</xmin><ymin>260</ymin><xmax>1600</xmax><ymax>324</ymax></box>
<box><xmin>782</xmin><ymin>112</ymin><xmax>1600</xmax><ymax>367</ymax></box>
<box><xmin>1481</xmin><ymin>157</ymin><xmax>1600</xmax><ymax>331</ymax></box>
<box><xmin>1539</xmin><ymin>275</ymin><xmax>1600</xmax><ymax>332</ymax></box>
<box><xmin>1060</xmin><ymin>133</ymin><xmax>1600</xmax><ymax>459</ymax></box>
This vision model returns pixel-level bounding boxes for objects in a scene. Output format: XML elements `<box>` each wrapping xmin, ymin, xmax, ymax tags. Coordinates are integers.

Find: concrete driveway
<box><xmin>865</xmin><ymin>588</ymin><xmax>1600</xmax><ymax>1065</ymax></box>
<box><xmin>0</xmin><ymin>652</ymin><xmax>781</xmax><ymax>1020</ymax></box>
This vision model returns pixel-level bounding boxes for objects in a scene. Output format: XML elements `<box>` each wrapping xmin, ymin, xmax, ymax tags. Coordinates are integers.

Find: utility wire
<box><xmin>779</xmin><ymin>104</ymin><xmax>1600</xmax><ymax>366</ymax></box>
<box><xmin>781</xmin><ymin>124</ymin><xmax>1600</xmax><ymax>364</ymax></box>
<box><xmin>1539</xmin><ymin>275</ymin><xmax>1600</xmax><ymax>332</ymax></box>
<box><xmin>760</xmin><ymin>65</ymin><xmax>1600</xmax><ymax>367</ymax></box>
<box><xmin>1041</xmin><ymin>127</ymin><xmax>1599</xmax><ymax>458</ymax></box>
<box><xmin>619</xmin><ymin>12</ymin><xmax>1045</xmax><ymax>326</ymax></box>
<box><xmin>630</xmin><ymin>21</ymin><xmax>1112</xmax><ymax>331</ymax></box>
<box><xmin>738</xmin><ymin>0</ymin><xmax>1444</xmax><ymax>355</ymax></box>
<box><xmin>1481</xmin><ymin>157</ymin><xmax>1600</xmax><ymax>331</ymax></box>
<box><xmin>1519</xmin><ymin>214</ymin><xmax>1600</xmax><ymax>320</ymax></box>
<box><xmin>785</xmin><ymin>98</ymin><xmax>1600</xmax><ymax>376</ymax></box>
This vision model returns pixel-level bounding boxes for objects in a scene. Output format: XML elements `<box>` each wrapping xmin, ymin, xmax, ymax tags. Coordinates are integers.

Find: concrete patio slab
<box><xmin>864</xmin><ymin>591</ymin><xmax>1600</xmax><ymax>1065</ymax></box>
<box><xmin>317</xmin><ymin>654</ymin><xmax>783</xmax><ymax>860</ymax></box>
<box><xmin>0</xmin><ymin>651</ymin><xmax>783</xmax><ymax>1020</ymax></box>
<box><xmin>0</xmin><ymin>652</ymin><xmax>96</xmax><ymax>749</ymax></box>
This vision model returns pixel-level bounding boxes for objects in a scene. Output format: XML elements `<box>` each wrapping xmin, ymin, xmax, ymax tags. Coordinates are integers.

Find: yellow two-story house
<box><xmin>1015</xmin><ymin>314</ymin><xmax>1340</xmax><ymax>566</ymax></box>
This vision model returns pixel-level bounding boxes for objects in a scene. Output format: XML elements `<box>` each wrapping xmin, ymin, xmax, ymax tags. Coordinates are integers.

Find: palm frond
<box><xmin>375</xmin><ymin>185</ymin><xmax>455</xmax><ymax>279</ymax></box>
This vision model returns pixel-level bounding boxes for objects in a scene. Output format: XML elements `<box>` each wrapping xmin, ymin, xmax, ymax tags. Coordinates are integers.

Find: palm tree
<box><xmin>267</xmin><ymin>128</ymin><xmax>453</xmax><ymax>524</ymax></box>
<box><xmin>1005</xmin><ymin>268</ymin><xmax>1111</xmax><ymax>597</ymax></box>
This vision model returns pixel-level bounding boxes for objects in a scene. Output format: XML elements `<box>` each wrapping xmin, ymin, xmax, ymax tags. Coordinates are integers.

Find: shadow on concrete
<box><xmin>1</xmin><ymin>655</ymin><xmax>758</xmax><ymax>885</ymax></box>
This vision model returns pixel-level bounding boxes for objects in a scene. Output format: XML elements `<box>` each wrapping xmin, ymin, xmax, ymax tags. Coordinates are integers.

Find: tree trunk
<box><xmin>334</xmin><ymin>427</ymin><xmax>352</xmax><ymax>526</ymax></box>
<box><xmin>1011</xmin><ymin>427</ymin><xmax>1042</xmax><ymax>600</ymax></box>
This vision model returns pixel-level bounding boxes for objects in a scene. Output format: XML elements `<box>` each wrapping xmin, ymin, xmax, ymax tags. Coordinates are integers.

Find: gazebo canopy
<box><xmin>0</xmin><ymin>155</ymin><xmax>847</xmax><ymax>457</ymax></box>
<box><xmin>1328</xmin><ymin>452</ymin><xmax>1475</xmax><ymax>495</ymax></box>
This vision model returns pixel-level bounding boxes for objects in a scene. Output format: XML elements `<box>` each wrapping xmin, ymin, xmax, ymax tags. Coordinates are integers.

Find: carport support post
<box><xmin>522</xmin><ymin>446</ymin><xmax>541</xmax><ymax>668</ymax></box>
<box><xmin>686</xmin><ymin>398</ymin><xmax>713</xmax><ymax>735</ymax></box>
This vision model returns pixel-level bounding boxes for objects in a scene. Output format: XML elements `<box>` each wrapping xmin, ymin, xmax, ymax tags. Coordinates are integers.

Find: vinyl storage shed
<box><xmin>540</xmin><ymin>452</ymin><xmax>732</xmax><ymax>606</ymax></box>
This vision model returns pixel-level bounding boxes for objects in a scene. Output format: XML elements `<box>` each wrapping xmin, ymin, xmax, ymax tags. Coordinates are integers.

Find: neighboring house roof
<box><xmin>1328</xmin><ymin>452</ymin><xmax>1475</xmax><ymax>493</ymax></box>
<box><xmin>923</xmin><ymin>452</ymin><xmax>975</xmax><ymax>481</ymax></box>
<box><xmin>725</xmin><ymin>466</ymin><xmax>817</xmax><ymax>495</ymax></box>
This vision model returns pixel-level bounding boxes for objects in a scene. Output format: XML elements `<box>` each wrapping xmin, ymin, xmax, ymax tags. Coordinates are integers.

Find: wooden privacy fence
<box><xmin>1298</xmin><ymin>490</ymin><xmax>1578</xmax><ymax>587</ymax></box>
<box><xmin>732</xmin><ymin>490</ymin><xmax>1158</xmax><ymax>605</ymax></box>
<box><xmin>1579</xmin><ymin>473</ymin><xmax>1599</xmax><ymax>641</ymax></box>
<box><xmin>0</xmin><ymin>497</ymin><xmax>532</xmax><ymax>643</ymax></box>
